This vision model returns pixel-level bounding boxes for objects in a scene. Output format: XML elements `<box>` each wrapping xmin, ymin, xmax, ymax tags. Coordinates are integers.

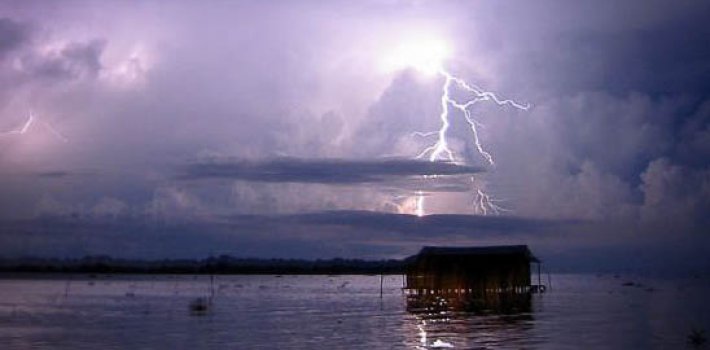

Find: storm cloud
<box><xmin>180</xmin><ymin>157</ymin><xmax>483</xmax><ymax>184</ymax></box>
<box><xmin>0</xmin><ymin>1</ymin><xmax>708</xmax><ymax>271</ymax></box>
<box><xmin>0</xmin><ymin>18</ymin><xmax>31</xmax><ymax>57</ymax></box>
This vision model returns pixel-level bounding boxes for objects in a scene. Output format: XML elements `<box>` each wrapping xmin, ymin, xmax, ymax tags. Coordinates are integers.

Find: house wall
<box><xmin>404</xmin><ymin>251</ymin><xmax>535</xmax><ymax>312</ymax></box>
<box><xmin>405</xmin><ymin>255</ymin><xmax>532</xmax><ymax>295</ymax></box>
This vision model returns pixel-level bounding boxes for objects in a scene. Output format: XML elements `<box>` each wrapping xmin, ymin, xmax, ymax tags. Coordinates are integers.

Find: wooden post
<box><xmin>380</xmin><ymin>273</ymin><xmax>384</xmax><ymax>299</ymax></box>
<box><xmin>537</xmin><ymin>262</ymin><xmax>542</xmax><ymax>288</ymax></box>
<box><xmin>64</xmin><ymin>278</ymin><xmax>72</xmax><ymax>300</ymax></box>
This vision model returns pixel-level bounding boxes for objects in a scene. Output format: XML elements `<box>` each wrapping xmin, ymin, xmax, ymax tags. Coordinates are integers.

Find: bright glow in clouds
<box><xmin>382</xmin><ymin>37</ymin><xmax>529</xmax><ymax>216</ymax></box>
<box><xmin>101</xmin><ymin>45</ymin><xmax>152</xmax><ymax>87</ymax></box>
<box><xmin>381</xmin><ymin>38</ymin><xmax>451</xmax><ymax>76</ymax></box>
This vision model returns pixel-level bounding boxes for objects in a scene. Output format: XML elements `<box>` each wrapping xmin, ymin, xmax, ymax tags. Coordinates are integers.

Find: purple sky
<box><xmin>0</xmin><ymin>1</ymin><xmax>709</xmax><ymax>272</ymax></box>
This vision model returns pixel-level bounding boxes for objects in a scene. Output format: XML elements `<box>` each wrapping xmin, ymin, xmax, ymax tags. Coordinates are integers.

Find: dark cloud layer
<box><xmin>180</xmin><ymin>157</ymin><xmax>483</xmax><ymax>184</ymax></box>
<box><xmin>5</xmin><ymin>212</ymin><xmax>706</xmax><ymax>274</ymax></box>
<box><xmin>0</xmin><ymin>211</ymin><xmax>571</xmax><ymax>259</ymax></box>
<box><xmin>278</xmin><ymin>210</ymin><xmax>563</xmax><ymax>235</ymax></box>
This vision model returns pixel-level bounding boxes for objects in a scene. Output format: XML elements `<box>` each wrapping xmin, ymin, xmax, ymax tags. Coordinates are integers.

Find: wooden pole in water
<box><xmin>210</xmin><ymin>275</ymin><xmax>215</xmax><ymax>301</ymax></box>
<box><xmin>64</xmin><ymin>278</ymin><xmax>71</xmax><ymax>300</ymax></box>
<box><xmin>537</xmin><ymin>263</ymin><xmax>542</xmax><ymax>288</ymax></box>
<box><xmin>380</xmin><ymin>273</ymin><xmax>384</xmax><ymax>299</ymax></box>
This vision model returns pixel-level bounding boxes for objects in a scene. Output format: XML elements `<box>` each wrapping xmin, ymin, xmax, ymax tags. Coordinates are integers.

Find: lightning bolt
<box><xmin>0</xmin><ymin>111</ymin><xmax>68</xmax><ymax>142</ymax></box>
<box><xmin>415</xmin><ymin>190</ymin><xmax>425</xmax><ymax>217</ymax></box>
<box><xmin>413</xmin><ymin>68</ymin><xmax>529</xmax><ymax>216</ymax></box>
<box><xmin>415</xmin><ymin>69</ymin><xmax>529</xmax><ymax>163</ymax></box>
<box><xmin>473</xmin><ymin>184</ymin><xmax>511</xmax><ymax>216</ymax></box>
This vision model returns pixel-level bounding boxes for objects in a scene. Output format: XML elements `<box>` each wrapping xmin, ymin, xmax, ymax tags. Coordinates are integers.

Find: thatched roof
<box><xmin>409</xmin><ymin>245</ymin><xmax>539</xmax><ymax>263</ymax></box>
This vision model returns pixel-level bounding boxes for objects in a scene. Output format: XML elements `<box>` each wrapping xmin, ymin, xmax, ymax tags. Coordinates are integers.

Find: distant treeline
<box><xmin>0</xmin><ymin>255</ymin><xmax>408</xmax><ymax>275</ymax></box>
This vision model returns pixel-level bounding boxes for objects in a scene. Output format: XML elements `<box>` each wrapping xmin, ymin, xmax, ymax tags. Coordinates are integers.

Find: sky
<box><xmin>0</xmin><ymin>0</ymin><xmax>709</xmax><ymax>273</ymax></box>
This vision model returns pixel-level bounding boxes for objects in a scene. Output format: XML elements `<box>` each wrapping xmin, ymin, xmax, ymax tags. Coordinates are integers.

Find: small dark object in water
<box><xmin>189</xmin><ymin>297</ymin><xmax>212</xmax><ymax>315</ymax></box>
<box><xmin>622</xmin><ymin>281</ymin><xmax>635</xmax><ymax>287</ymax></box>
<box><xmin>530</xmin><ymin>285</ymin><xmax>547</xmax><ymax>293</ymax></box>
<box><xmin>688</xmin><ymin>328</ymin><xmax>707</xmax><ymax>347</ymax></box>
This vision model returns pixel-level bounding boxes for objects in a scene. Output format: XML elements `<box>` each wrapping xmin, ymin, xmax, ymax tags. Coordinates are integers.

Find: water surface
<box><xmin>0</xmin><ymin>274</ymin><xmax>708</xmax><ymax>349</ymax></box>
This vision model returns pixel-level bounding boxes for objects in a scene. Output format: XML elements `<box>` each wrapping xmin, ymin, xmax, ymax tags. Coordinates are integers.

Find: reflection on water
<box><xmin>405</xmin><ymin>292</ymin><xmax>537</xmax><ymax>349</ymax></box>
<box><xmin>406</xmin><ymin>290</ymin><xmax>532</xmax><ymax>314</ymax></box>
<box><xmin>408</xmin><ymin>313</ymin><xmax>537</xmax><ymax>349</ymax></box>
<box><xmin>0</xmin><ymin>274</ymin><xmax>709</xmax><ymax>349</ymax></box>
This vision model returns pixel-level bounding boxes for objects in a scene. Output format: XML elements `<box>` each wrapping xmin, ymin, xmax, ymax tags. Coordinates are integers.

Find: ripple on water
<box><xmin>0</xmin><ymin>274</ymin><xmax>708</xmax><ymax>349</ymax></box>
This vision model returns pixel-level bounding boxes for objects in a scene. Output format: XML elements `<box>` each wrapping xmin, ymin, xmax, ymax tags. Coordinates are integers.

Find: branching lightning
<box><xmin>410</xmin><ymin>67</ymin><xmax>529</xmax><ymax>216</ymax></box>
<box><xmin>415</xmin><ymin>68</ymin><xmax>530</xmax><ymax>164</ymax></box>
<box><xmin>0</xmin><ymin>111</ymin><xmax>68</xmax><ymax>142</ymax></box>
<box><xmin>473</xmin><ymin>181</ymin><xmax>511</xmax><ymax>216</ymax></box>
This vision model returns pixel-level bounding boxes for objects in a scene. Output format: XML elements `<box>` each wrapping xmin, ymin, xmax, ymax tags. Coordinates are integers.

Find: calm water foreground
<box><xmin>0</xmin><ymin>273</ymin><xmax>708</xmax><ymax>349</ymax></box>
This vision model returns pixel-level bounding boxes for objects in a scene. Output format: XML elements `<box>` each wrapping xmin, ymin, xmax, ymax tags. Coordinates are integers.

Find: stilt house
<box><xmin>404</xmin><ymin>245</ymin><xmax>541</xmax><ymax>310</ymax></box>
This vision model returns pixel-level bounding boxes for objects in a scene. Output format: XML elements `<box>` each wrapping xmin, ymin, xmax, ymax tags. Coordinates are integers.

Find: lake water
<box><xmin>0</xmin><ymin>274</ymin><xmax>708</xmax><ymax>349</ymax></box>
